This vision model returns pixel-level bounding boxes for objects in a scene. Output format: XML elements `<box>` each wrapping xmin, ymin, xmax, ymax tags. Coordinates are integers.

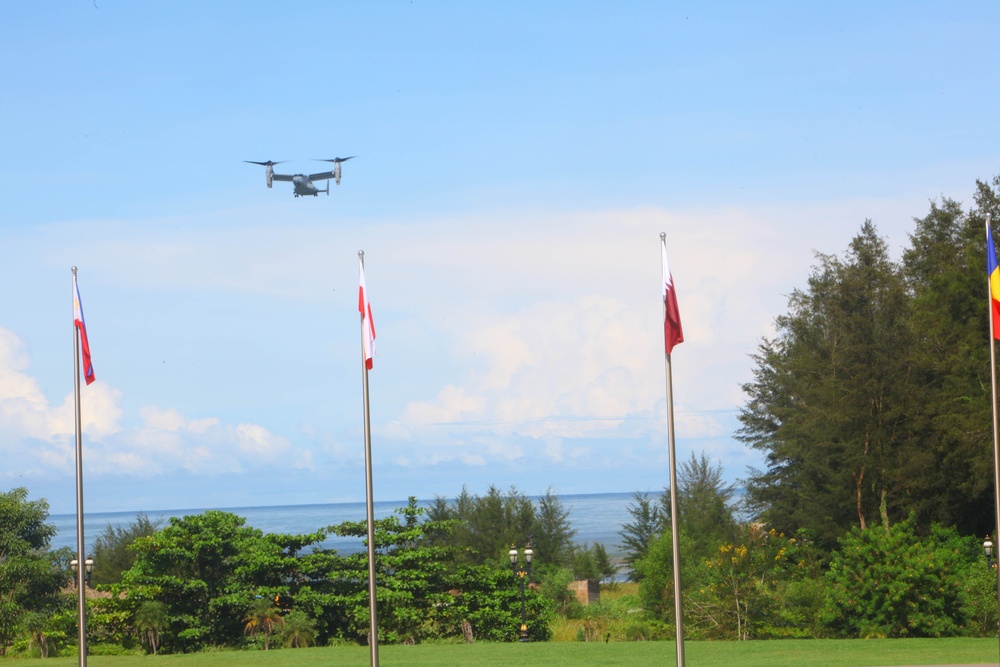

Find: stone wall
<box><xmin>568</xmin><ymin>579</ymin><xmax>600</xmax><ymax>605</ymax></box>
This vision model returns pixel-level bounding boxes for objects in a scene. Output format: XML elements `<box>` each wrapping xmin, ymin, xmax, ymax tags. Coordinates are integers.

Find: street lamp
<box><xmin>509</xmin><ymin>543</ymin><xmax>534</xmax><ymax>642</ymax></box>
<box><xmin>985</xmin><ymin>536</ymin><xmax>995</xmax><ymax>569</ymax></box>
<box><xmin>70</xmin><ymin>555</ymin><xmax>94</xmax><ymax>588</ymax></box>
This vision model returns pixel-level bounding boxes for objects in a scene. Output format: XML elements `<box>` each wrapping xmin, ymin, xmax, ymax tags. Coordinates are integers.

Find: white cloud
<box><xmin>0</xmin><ymin>327</ymin><xmax>123</xmax><ymax>456</ymax></box>
<box><xmin>398</xmin><ymin>295</ymin><xmax>659</xmax><ymax>441</ymax></box>
<box><xmin>139</xmin><ymin>406</ymin><xmax>219</xmax><ymax>433</ymax></box>
<box><xmin>0</xmin><ymin>327</ymin><xmax>314</xmax><ymax>485</ymax></box>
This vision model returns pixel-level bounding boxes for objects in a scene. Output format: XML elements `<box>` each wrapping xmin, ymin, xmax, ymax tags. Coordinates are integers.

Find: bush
<box><xmin>621</xmin><ymin>620</ymin><xmax>662</xmax><ymax>641</ymax></box>
<box><xmin>960</xmin><ymin>560</ymin><xmax>999</xmax><ymax>637</ymax></box>
<box><xmin>87</xmin><ymin>643</ymin><xmax>144</xmax><ymax>656</ymax></box>
<box><xmin>823</xmin><ymin>516</ymin><xmax>973</xmax><ymax>638</ymax></box>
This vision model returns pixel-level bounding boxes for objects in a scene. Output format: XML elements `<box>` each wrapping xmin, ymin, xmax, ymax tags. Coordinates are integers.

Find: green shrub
<box><xmin>823</xmin><ymin>516</ymin><xmax>972</xmax><ymax>638</ymax></box>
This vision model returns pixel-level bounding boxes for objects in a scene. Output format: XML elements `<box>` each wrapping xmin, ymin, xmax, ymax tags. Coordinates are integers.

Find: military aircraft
<box><xmin>245</xmin><ymin>157</ymin><xmax>355</xmax><ymax>197</ymax></box>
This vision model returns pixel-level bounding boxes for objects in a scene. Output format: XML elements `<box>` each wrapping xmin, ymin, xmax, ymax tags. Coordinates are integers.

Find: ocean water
<box><xmin>49</xmin><ymin>491</ymin><xmax>641</xmax><ymax>558</ymax></box>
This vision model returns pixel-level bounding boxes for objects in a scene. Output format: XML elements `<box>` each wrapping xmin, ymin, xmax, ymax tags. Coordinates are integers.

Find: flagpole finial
<box><xmin>72</xmin><ymin>266</ymin><xmax>78</xmax><ymax>275</ymax></box>
<box><xmin>358</xmin><ymin>250</ymin><xmax>364</xmax><ymax>260</ymax></box>
<box><xmin>660</xmin><ymin>232</ymin><xmax>666</xmax><ymax>241</ymax></box>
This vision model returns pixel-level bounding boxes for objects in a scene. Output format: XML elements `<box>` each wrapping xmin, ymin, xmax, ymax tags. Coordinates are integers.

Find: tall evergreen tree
<box><xmin>665</xmin><ymin>452</ymin><xmax>740</xmax><ymax>560</ymax></box>
<box><xmin>618</xmin><ymin>491</ymin><xmax>662</xmax><ymax>579</ymax></box>
<box><xmin>91</xmin><ymin>512</ymin><xmax>161</xmax><ymax>585</ymax></box>
<box><xmin>620</xmin><ymin>453</ymin><xmax>739</xmax><ymax>580</ymax></box>
<box><xmin>435</xmin><ymin>485</ymin><xmax>562</xmax><ymax>565</ymax></box>
<box><xmin>738</xmin><ymin>222</ymin><xmax>915</xmax><ymax>548</ymax></box>
<box><xmin>901</xmin><ymin>196</ymin><xmax>995</xmax><ymax>536</ymax></box>
<box><xmin>532</xmin><ymin>488</ymin><xmax>576</xmax><ymax>568</ymax></box>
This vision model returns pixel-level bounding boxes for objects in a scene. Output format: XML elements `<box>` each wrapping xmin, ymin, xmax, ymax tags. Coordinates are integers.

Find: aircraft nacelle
<box><xmin>265</xmin><ymin>164</ymin><xmax>273</xmax><ymax>188</ymax></box>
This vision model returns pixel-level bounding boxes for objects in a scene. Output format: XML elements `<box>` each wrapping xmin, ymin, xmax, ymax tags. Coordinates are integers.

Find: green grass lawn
<box><xmin>7</xmin><ymin>639</ymin><xmax>998</xmax><ymax>667</ymax></box>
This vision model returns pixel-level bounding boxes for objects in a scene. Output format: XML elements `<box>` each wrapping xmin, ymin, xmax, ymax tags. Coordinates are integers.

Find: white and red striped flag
<box><xmin>73</xmin><ymin>271</ymin><xmax>96</xmax><ymax>385</ymax></box>
<box><xmin>359</xmin><ymin>257</ymin><xmax>376</xmax><ymax>370</ymax></box>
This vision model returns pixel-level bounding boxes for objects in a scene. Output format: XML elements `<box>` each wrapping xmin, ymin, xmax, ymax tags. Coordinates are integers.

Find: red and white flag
<box><xmin>359</xmin><ymin>258</ymin><xmax>376</xmax><ymax>370</ymax></box>
<box><xmin>661</xmin><ymin>236</ymin><xmax>684</xmax><ymax>356</ymax></box>
<box><xmin>73</xmin><ymin>272</ymin><xmax>96</xmax><ymax>385</ymax></box>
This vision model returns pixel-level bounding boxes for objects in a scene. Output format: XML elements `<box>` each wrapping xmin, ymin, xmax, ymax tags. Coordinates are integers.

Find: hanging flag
<box><xmin>359</xmin><ymin>257</ymin><xmax>376</xmax><ymax>370</ymax></box>
<box><xmin>989</xmin><ymin>224</ymin><xmax>1000</xmax><ymax>341</ymax></box>
<box><xmin>72</xmin><ymin>272</ymin><xmax>96</xmax><ymax>385</ymax></box>
<box><xmin>662</xmin><ymin>235</ymin><xmax>684</xmax><ymax>355</ymax></box>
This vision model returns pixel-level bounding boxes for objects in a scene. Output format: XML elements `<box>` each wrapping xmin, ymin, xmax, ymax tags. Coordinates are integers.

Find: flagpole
<box><xmin>358</xmin><ymin>251</ymin><xmax>380</xmax><ymax>667</ymax></box>
<box><xmin>71</xmin><ymin>267</ymin><xmax>88</xmax><ymax>667</ymax></box>
<box><xmin>986</xmin><ymin>216</ymin><xmax>1000</xmax><ymax>661</ymax></box>
<box><xmin>660</xmin><ymin>233</ymin><xmax>685</xmax><ymax>667</ymax></box>
<box><xmin>664</xmin><ymin>352</ymin><xmax>685</xmax><ymax>666</ymax></box>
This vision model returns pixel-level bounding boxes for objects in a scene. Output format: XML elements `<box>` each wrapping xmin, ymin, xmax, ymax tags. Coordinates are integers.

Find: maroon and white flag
<box><xmin>662</xmin><ymin>236</ymin><xmax>684</xmax><ymax>356</ymax></box>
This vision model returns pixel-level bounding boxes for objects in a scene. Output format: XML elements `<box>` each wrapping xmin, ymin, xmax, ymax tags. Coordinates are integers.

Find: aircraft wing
<box><xmin>307</xmin><ymin>170</ymin><xmax>336</xmax><ymax>182</ymax></box>
<box><xmin>272</xmin><ymin>173</ymin><xmax>295</xmax><ymax>182</ymax></box>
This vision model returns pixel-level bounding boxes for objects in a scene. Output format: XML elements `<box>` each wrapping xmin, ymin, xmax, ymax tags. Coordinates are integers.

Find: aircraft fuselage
<box><xmin>292</xmin><ymin>175</ymin><xmax>322</xmax><ymax>197</ymax></box>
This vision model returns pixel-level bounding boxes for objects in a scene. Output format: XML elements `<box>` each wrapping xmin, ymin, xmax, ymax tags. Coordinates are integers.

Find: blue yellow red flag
<box><xmin>988</xmin><ymin>225</ymin><xmax>1000</xmax><ymax>341</ymax></box>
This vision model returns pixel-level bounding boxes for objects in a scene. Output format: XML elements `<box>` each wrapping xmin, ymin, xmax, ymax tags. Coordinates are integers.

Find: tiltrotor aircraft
<box><xmin>245</xmin><ymin>157</ymin><xmax>355</xmax><ymax>197</ymax></box>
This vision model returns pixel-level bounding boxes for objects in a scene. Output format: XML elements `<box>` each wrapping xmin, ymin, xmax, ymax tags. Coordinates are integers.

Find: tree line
<box><xmin>1</xmin><ymin>485</ymin><xmax>609</xmax><ymax>655</ymax></box>
<box><xmin>739</xmin><ymin>177</ymin><xmax>1000</xmax><ymax>547</ymax></box>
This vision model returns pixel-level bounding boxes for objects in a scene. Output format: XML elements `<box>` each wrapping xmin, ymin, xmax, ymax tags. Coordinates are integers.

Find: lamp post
<box><xmin>986</xmin><ymin>537</ymin><xmax>995</xmax><ymax>570</ymax></box>
<box><xmin>509</xmin><ymin>543</ymin><xmax>534</xmax><ymax>642</ymax></box>
<box><xmin>70</xmin><ymin>555</ymin><xmax>94</xmax><ymax>588</ymax></box>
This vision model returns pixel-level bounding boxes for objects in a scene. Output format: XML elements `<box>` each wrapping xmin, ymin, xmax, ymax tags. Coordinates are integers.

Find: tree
<box><xmin>310</xmin><ymin>496</ymin><xmax>554</xmax><ymax>645</ymax></box>
<box><xmin>618</xmin><ymin>491</ymin><xmax>663</xmax><ymax>580</ymax></box>
<box><xmin>324</xmin><ymin>498</ymin><xmax>457</xmax><ymax>644</ymax></box>
<box><xmin>0</xmin><ymin>488</ymin><xmax>66</xmax><ymax>656</ymax></box>
<box><xmin>423</xmin><ymin>496</ymin><xmax>456</xmax><ymax>546</ymax></box>
<box><xmin>665</xmin><ymin>453</ymin><xmax>740</xmax><ymax>561</ymax></box>
<box><xmin>537</xmin><ymin>566</ymin><xmax>579</xmax><ymax>616</ymax></box>
<box><xmin>281</xmin><ymin>610</ymin><xmax>316</xmax><ymax>648</ymax></box>
<box><xmin>444</xmin><ymin>562</ymin><xmax>554</xmax><ymax>642</ymax></box>
<box><xmin>134</xmin><ymin>600</ymin><xmax>166</xmax><ymax>654</ymax></box>
<box><xmin>21</xmin><ymin>612</ymin><xmax>54</xmax><ymax>658</ymax></box>
<box><xmin>633</xmin><ymin>529</ymin><xmax>686</xmax><ymax>626</ymax></box>
<box><xmin>532</xmin><ymin>489</ymin><xmax>576</xmax><ymax>568</ymax></box>
<box><xmin>435</xmin><ymin>485</ymin><xmax>548</xmax><ymax>565</ymax></box>
<box><xmin>901</xmin><ymin>195</ymin><xmax>996</xmax><ymax>537</ymax></box>
<box><xmin>686</xmin><ymin>525</ymin><xmax>793</xmax><ymax>640</ymax></box>
<box><xmin>243</xmin><ymin>597</ymin><xmax>283</xmax><ymax>650</ymax></box>
<box><xmin>621</xmin><ymin>455</ymin><xmax>739</xmax><ymax>580</ymax></box>
<box><xmin>738</xmin><ymin>222</ymin><xmax>915</xmax><ymax>549</ymax></box>
<box><xmin>115</xmin><ymin>510</ymin><xmax>325</xmax><ymax>652</ymax></box>
<box><xmin>590</xmin><ymin>542</ymin><xmax>618</xmax><ymax>584</ymax></box>
<box><xmin>569</xmin><ymin>542</ymin><xmax>617</xmax><ymax>583</ymax></box>
<box><xmin>91</xmin><ymin>513</ymin><xmax>161</xmax><ymax>586</ymax></box>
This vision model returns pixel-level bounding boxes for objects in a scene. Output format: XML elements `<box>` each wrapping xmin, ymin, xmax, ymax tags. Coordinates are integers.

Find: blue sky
<box><xmin>2</xmin><ymin>2</ymin><xmax>997</xmax><ymax>514</ymax></box>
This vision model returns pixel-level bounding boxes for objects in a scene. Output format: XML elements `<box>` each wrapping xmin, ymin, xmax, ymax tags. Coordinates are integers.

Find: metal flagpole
<box><xmin>664</xmin><ymin>352</ymin><xmax>685</xmax><ymax>666</ymax></box>
<box><xmin>358</xmin><ymin>251</ymin><xmax>380</xmax><ymax>667</ymax></box>
<box><xmin>660</xmin><ymin>234</ymin><xmax>685</xmax><ymax>667</ymax></box>
<box><xmin>71</xmin><ymin>267</ymin><xmax>88</xmax><ymax>667</ymax></box>
<box><xmin>986</xmin><ymin>216</ymin><xmax>1000</xmax><ymax>661</ymax></box>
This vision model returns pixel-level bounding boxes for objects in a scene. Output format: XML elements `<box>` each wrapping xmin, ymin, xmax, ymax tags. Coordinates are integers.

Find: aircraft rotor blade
<box><xmin>244</xmin><ymin>160</ymin><xmax>286</xmax><ymax>167</ymax></box>
<box><xmin>314</xmin><ymin>156</ymin><xmax>356</xmax><ymax>164</ymax></box>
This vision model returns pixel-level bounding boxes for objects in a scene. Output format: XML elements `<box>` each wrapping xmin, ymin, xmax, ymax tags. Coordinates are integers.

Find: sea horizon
<box><xmin>49</xmin><ymin>490</ymin><xmax>646</xmax><ymax>558</ymax></box>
